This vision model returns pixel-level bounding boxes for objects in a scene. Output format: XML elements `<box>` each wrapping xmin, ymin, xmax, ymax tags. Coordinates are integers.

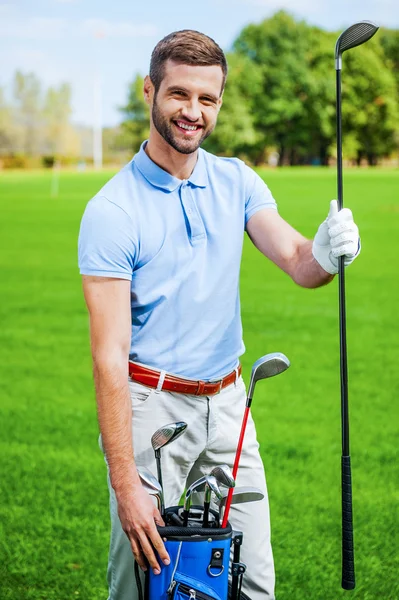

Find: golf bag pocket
<box><xmin>146</xmin><ymin>507</ymin><xmax>232</xmax><ymax>600</ymax></box>
<box><xmin>169</xmin><ymin>572</ymin><xmax>224</xmax><ymax>599</ymax></box>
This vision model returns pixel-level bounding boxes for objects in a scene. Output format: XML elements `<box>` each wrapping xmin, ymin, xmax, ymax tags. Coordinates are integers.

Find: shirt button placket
<box><xmin>180</xmin><ymin>182</ymin><xmax>206</xmax><ymax>244</ymax></box>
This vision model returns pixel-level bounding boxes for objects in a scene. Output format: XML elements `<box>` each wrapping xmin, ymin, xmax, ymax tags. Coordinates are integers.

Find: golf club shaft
<box><xmin>202</xmin><ymin>500</ymin><xmax>210</xmax><ymax>528</ymax></box>
<box><xmin>221</xmin><ymin>406</ymin><xmax>250</xmax><ymax>528</ymax></box>
<box><xmin>155</xmin><ymin>449</ymin><xmax>163</xmax><ymax>493</ymax></box>
<box><xmin>336</xmin><ymin>67</ymin><xmax>355</xmax><ymax>590</ymax></box>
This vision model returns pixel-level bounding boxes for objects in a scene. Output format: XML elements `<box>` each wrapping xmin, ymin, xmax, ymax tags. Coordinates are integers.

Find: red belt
<box><xmin>128</xmin><ymin>362</ymin><xmax>242</xmax><ymax>396</ymax></box>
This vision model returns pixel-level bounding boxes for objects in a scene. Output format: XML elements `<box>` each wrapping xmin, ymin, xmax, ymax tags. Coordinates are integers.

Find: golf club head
<box><xmin>137</xmin><ymin>466</ymin><xmax>162</xmax><ymax>493</ymax></box>
<box><xmin>183</xmin><ymin>475</ymin><xmax>208</xmax><ymax>511</ymax></box>
<box><xmin>204</xmin><ymin>475</ymin><xmax>223</xmax><ymax>503</ymax></box>
<box><xmin>335</xmin><ymin>21</ymin><xmax>379</xmax><ymax>69</ymax></box>
<box><xmin>151</xmin><ymin>421</ymin><xmax>187</xmax><ymax>452</ymax></box>
<box><xmin>218</xmin><ymin>486</ymin><xmax>264</xmax><ymax>506</ymax></box>
<box><xmin>137</xmin><ymin>466</ymin><xmax>163</xmax><ymax>511</ymax></box>
<box><xmin>247</xmin><ymin>352</ymin><xmax>290</xmax><ymax>402</ymax></box>
<box><xmin>210</xmin><ymin>464</ymin><xmax>235</xmax><ymax>489</ymax></box>
<box><xmin>217</xmin><ymin>486</ymin><xmax>264</xmax><ymax>521</ymax></box>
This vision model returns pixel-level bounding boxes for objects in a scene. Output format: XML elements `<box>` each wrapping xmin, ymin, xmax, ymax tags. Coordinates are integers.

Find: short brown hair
<box><xmin>149</xmin><ymin>30</ymin><xmax>228</xmax><ymax>94</ymax></box>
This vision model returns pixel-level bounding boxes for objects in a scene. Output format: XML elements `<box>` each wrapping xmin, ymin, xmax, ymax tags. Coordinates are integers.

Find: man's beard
<box><xmin>152</xmin><ymin>97</ymin><xmax>214</xmax><ymax>155</ymax></box>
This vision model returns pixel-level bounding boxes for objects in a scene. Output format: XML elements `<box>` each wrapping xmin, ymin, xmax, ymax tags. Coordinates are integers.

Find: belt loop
<box><xmin>155</xmin><ymin>370</ymin><xmax>166</xmax><ymax>393</ymax></box>
<box><xmin>234</xmin><ymin>367</ymin><xmax>239</xmax><ymax>386</ymax></box>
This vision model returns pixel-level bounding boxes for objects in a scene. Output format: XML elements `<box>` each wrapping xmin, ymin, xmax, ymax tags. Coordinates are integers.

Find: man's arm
<box><xmin>246</xmin><ymin>209</ymin><xmax>334</xmax><ymax>288</ymax></box>
<box><xmin>246</xmin><ymin>201</ymin><xmax>360</xmax><ymax>288</ymax></box>
<box><xmin>82</xmin><ymin>275</ymin><xmax>169</xmax><ymax>574</ymax></box>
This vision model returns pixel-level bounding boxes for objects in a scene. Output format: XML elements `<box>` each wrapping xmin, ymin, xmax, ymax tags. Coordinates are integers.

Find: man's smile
<box><xmin>173</xmin><ymin>120</ymin><xmax>203</xmax><ymax>135</ymax></box>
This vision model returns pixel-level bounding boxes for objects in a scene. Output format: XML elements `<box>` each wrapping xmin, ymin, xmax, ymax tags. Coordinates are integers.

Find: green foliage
<box><xmin>234</xmin><ymin>11</ymin><xmax>315</xmax><ymax>164</ymax></box>
<box><xmin>380</xmin><ymin>27</ymin><xmax>399</xmax><ymax>91</ymax></box>
<box><xmin>0</xmin><ymin>72</ymin><xmax>76</xmax><ymax>159</ymax></box>
<box><xmin>42</xmin><ymin>83</ymin><xmax>72</xmax><ymax>155</ymax></box>
<box><xmin>203</xmin><ymin>53</ymin><xmax>263</xmax><ymax>159</ymax></box>
<box><xmin>119</xmin><ymin>74</ymin><xmax>150</xmax><ymax>152</ymax></box>
<box><xmin>340</xmin><ymin>40</ymin><xmax>399</xmax><ymax>163</ymax></box>
<box><xmin>234</xmin><ymin>12</ymin><xmax>399</xmax><ymax>165</ymax></box>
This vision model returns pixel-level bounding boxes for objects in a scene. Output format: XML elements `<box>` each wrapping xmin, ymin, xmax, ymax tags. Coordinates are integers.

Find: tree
<box><xmin>204</xmin><ymin>53</ymin><xmax>263</xmax><ymax>160</ymax></box>
<box><xmin>119</xmin><ymin>75</ymin><xmax>150</xmax><ymax>152</ymax></box>
<box><xmin>12</xmin><ymin>71</ymin><xmax>42</xmax><ymax>155</ymax></box>
<box><xmin>42</xmin><ymin>83</ymin><xmax>73</xmax><ymax>155</ymax></box>
<box><xmin>233</xmin><ymin>11</ymin><xmax>316</xmax><ymax>165</ymax></box>
<box><xmin>340</xmin><ymin>39</ymin><xmax>399</xmax><ymax>164</ymax></box>
<box><xmin>0</xmin><ymin>87</ymin><xmax>14</xmax><ymax>154</ymax></box>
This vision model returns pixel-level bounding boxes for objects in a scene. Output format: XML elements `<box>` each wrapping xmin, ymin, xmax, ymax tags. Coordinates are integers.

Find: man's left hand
<box><xmin>312</xmin><ymin>200</ymin><xmax>361</xmax><ymax>275</ymax></box>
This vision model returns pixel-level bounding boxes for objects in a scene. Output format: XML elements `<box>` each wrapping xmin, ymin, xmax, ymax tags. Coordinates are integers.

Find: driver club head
<box><xmin>151</xmin><ymin>421</ymin><xmax>187</xmax><ymax>452</ymax></box>
<box><xmin>335</xmin><ymin>21</ymin><xmax>379</xmax><ymax>69</ymax></box>
<box><xmin>247</xmin><ymin>352</ymin><xmax>290</xmax><ymax>401</ymax></box>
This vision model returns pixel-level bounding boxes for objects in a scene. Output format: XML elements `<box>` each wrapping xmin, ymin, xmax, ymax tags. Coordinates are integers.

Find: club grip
<box><xmin>341</xmin><ymin>455</ymin><xmax>355</xmax><ymax>590</ymax></box>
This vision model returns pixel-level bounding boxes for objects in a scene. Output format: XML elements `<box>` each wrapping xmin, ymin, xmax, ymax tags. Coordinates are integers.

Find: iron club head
<box><xmin>204</xmin><ymin>475</ymin><xmax>223</xmax><ymax>504</ymax></box>
<box><xmin>137</xmin><ymin>466</ymin><xmax>163</xmax><ymax>511</ymax></box>
<box><xmin>209</xmin><ymin>464</ymin><xmax>235</xmax><ymax>490</ymax></box>
<box><xmin>217</xmin><ymin>486</ymin><xmax>264</xmax><ymax>521</ymax></box>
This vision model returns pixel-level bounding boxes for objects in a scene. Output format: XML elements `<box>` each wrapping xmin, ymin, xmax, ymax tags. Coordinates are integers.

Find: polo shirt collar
<box><xmin>133</xmin><ymin>141</ymin><xmax>208</xmax><ymax>192</ymax></box>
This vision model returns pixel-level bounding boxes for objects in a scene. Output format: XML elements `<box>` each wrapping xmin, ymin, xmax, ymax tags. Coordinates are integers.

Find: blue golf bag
<box><xmin>138</xmin><ymin>506</ymin><xmax>251</xmax><ymax>600</ymax></box>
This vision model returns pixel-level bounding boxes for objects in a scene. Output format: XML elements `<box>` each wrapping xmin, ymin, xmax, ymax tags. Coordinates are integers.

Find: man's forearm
<box><xmin>93</xmin><ymin>359</ymin><xmax>139</xmax><ymax>492</ymax></box>
<box><xmin>291</xmin><ymin>239</ymin><xmax>334</xmax><ymax>289</ymax></box>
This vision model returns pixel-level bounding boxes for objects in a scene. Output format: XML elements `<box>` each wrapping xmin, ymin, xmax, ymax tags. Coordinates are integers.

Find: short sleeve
<box><xmin>78</xmin><ymin>195</ymin><xmax>137</xmax><ymax>280</ymax></box>
<box><xmin>243</xmin><ymin>164</ymin><xmax>278</xmax><ymax>226</ymax></box>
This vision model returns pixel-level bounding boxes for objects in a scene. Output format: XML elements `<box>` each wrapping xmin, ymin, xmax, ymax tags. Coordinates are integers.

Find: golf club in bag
<box><xmin>335</xmin><ymin>20</ymin><xmax>379</xmax><ymax>591</ymax></box>
<box><xmin>222</xmin><ymin>353</ymin><xmax>290</xmax><ymax>528</ymax></box>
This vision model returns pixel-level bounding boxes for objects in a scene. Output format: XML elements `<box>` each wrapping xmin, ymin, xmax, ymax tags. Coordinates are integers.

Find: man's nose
<box><xmin>181</xmin><ymin>98</ymin><xmax>201</xmax><ymax>122</ymax></box>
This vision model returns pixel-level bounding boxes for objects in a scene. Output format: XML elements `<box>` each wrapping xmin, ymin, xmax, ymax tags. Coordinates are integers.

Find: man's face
<box><xmin>145</xmin><ymin>60</ymin><xmax>224</xmax><ymax>155</ymax></box>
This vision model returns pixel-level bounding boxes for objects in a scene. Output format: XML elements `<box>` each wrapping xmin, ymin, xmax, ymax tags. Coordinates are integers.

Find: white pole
<box><xmin>93</xmin><ymin>72</ymin><xmax>103</xmax><ymax>170</ymax></box>
<box><xmin>51</xmin><ymin>160</ymin><xmax>61</xmax><ymax>198</ymax></box>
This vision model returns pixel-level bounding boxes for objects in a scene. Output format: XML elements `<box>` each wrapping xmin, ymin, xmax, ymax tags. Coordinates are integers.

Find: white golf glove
<box><xmin>312</xmin><ymin>200</ymin><xmax>360</xmax><ymax>275</ymax></box>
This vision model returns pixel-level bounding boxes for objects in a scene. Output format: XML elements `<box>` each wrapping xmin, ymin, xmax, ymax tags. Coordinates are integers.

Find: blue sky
<box><xmin>1</xmin><ymin>0</ymin><xmax>397</xmax><ymax>126</ymax></box>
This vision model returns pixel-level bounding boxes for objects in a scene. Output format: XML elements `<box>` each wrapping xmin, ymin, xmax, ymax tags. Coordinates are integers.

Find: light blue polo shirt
<box><xmin>78</xmin><ymin>142</ymin><xmax>277</xmax><ymax>380</ymax></box>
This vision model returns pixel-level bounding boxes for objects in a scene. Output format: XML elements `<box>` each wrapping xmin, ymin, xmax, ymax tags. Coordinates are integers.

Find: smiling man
<box><xmin>78</xmin><ymin>30</ymin><xmax>360</xmax><ymax>600</ymax></box>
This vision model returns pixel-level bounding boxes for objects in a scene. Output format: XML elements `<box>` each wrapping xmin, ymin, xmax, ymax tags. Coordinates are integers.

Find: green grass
<box><xmin>0</xmin><ymin>167</ymin><xmax>398</xmax><ymax>599</ymax></box>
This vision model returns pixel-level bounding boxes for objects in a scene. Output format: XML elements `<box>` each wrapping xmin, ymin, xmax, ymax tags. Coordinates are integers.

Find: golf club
<box><xmin>217</xmin><ymin>486</ymin><xmax>264</xmax><ymax>523</ymax></box>
<box><xmin>151</xmin><ymin>421</ymin><xmax>187</xmax><ymax>502</ymax></box>
<box><xmin>201</xmin><ymin>474</ymin><xmax>225</xmax><ymax>528</ymax></box>
<box><xmin>182</xmin><ymin>475</ymin><xmax>208</xmax><ymax>526</ymax></box>
<box><xmin>222</xmin><ymin>353</ymin><xmax>290</xmax><ymax>528</ymax></box>
<box><xmin>335</xmin><ymin>20</ymin><xmax>379</xmax><ymax>591</ymax></box>
<box><xmin>202</xmin><ymin>464</ymin><xmax>235</xmax><ymax>527</ymax></box>
<box><xmin>137</xmin><ymin>466</ymin><xmax>163</xmax><ymax>513</ymax></box>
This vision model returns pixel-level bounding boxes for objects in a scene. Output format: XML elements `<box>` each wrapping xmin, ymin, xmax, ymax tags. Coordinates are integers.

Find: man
<box><xmin>78</xmin><ymin>30</ymin><xmax>360</xmax><ymax>600</ymax></box>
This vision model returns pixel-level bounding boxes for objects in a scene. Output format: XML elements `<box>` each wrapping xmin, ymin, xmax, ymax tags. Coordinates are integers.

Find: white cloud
<box><xmin>80</xmin><ymin>18</ymin><xmax>159</xmax><ymax>38</ymax></box>
<box><xmin>0</xmin><ymin>4</ymin><xmax>158</xmax><ymax>42</ymax></box>
<box><xmin>239</xmin><ymin>0</ymin><xmax>325</xmax><ymax>17</ymax></box>
<box><xmin>0</xmin><ymin>16</ymin><xmax>68</xmax><ymax>40</ymax></box>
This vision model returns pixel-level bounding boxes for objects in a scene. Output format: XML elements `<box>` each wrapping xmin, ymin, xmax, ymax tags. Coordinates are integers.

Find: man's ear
<box><xmin>143</xmin><ymin>75</ymin><xmax>154</xmax><ymax>106</ymax></box>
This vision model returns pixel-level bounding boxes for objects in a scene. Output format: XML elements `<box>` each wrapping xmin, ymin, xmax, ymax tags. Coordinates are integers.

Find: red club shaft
<box><xmin>221</xmin><ymin>406</ymin><xmax>250</xmax><ymax>528</ymax></box>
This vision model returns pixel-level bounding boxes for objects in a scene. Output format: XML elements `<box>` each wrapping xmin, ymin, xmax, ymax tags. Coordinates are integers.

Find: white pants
<box><xmin>103</xmin><ymin>377</ymin><xmax>275</xmax><ymax>600</ymax></box>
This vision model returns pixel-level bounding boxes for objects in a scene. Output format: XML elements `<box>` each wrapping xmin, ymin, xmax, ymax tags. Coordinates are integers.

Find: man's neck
<box><xmin>145</xmin><ymin>131</ymin><xmax>198</xmax><ymax>181</ymax></box>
